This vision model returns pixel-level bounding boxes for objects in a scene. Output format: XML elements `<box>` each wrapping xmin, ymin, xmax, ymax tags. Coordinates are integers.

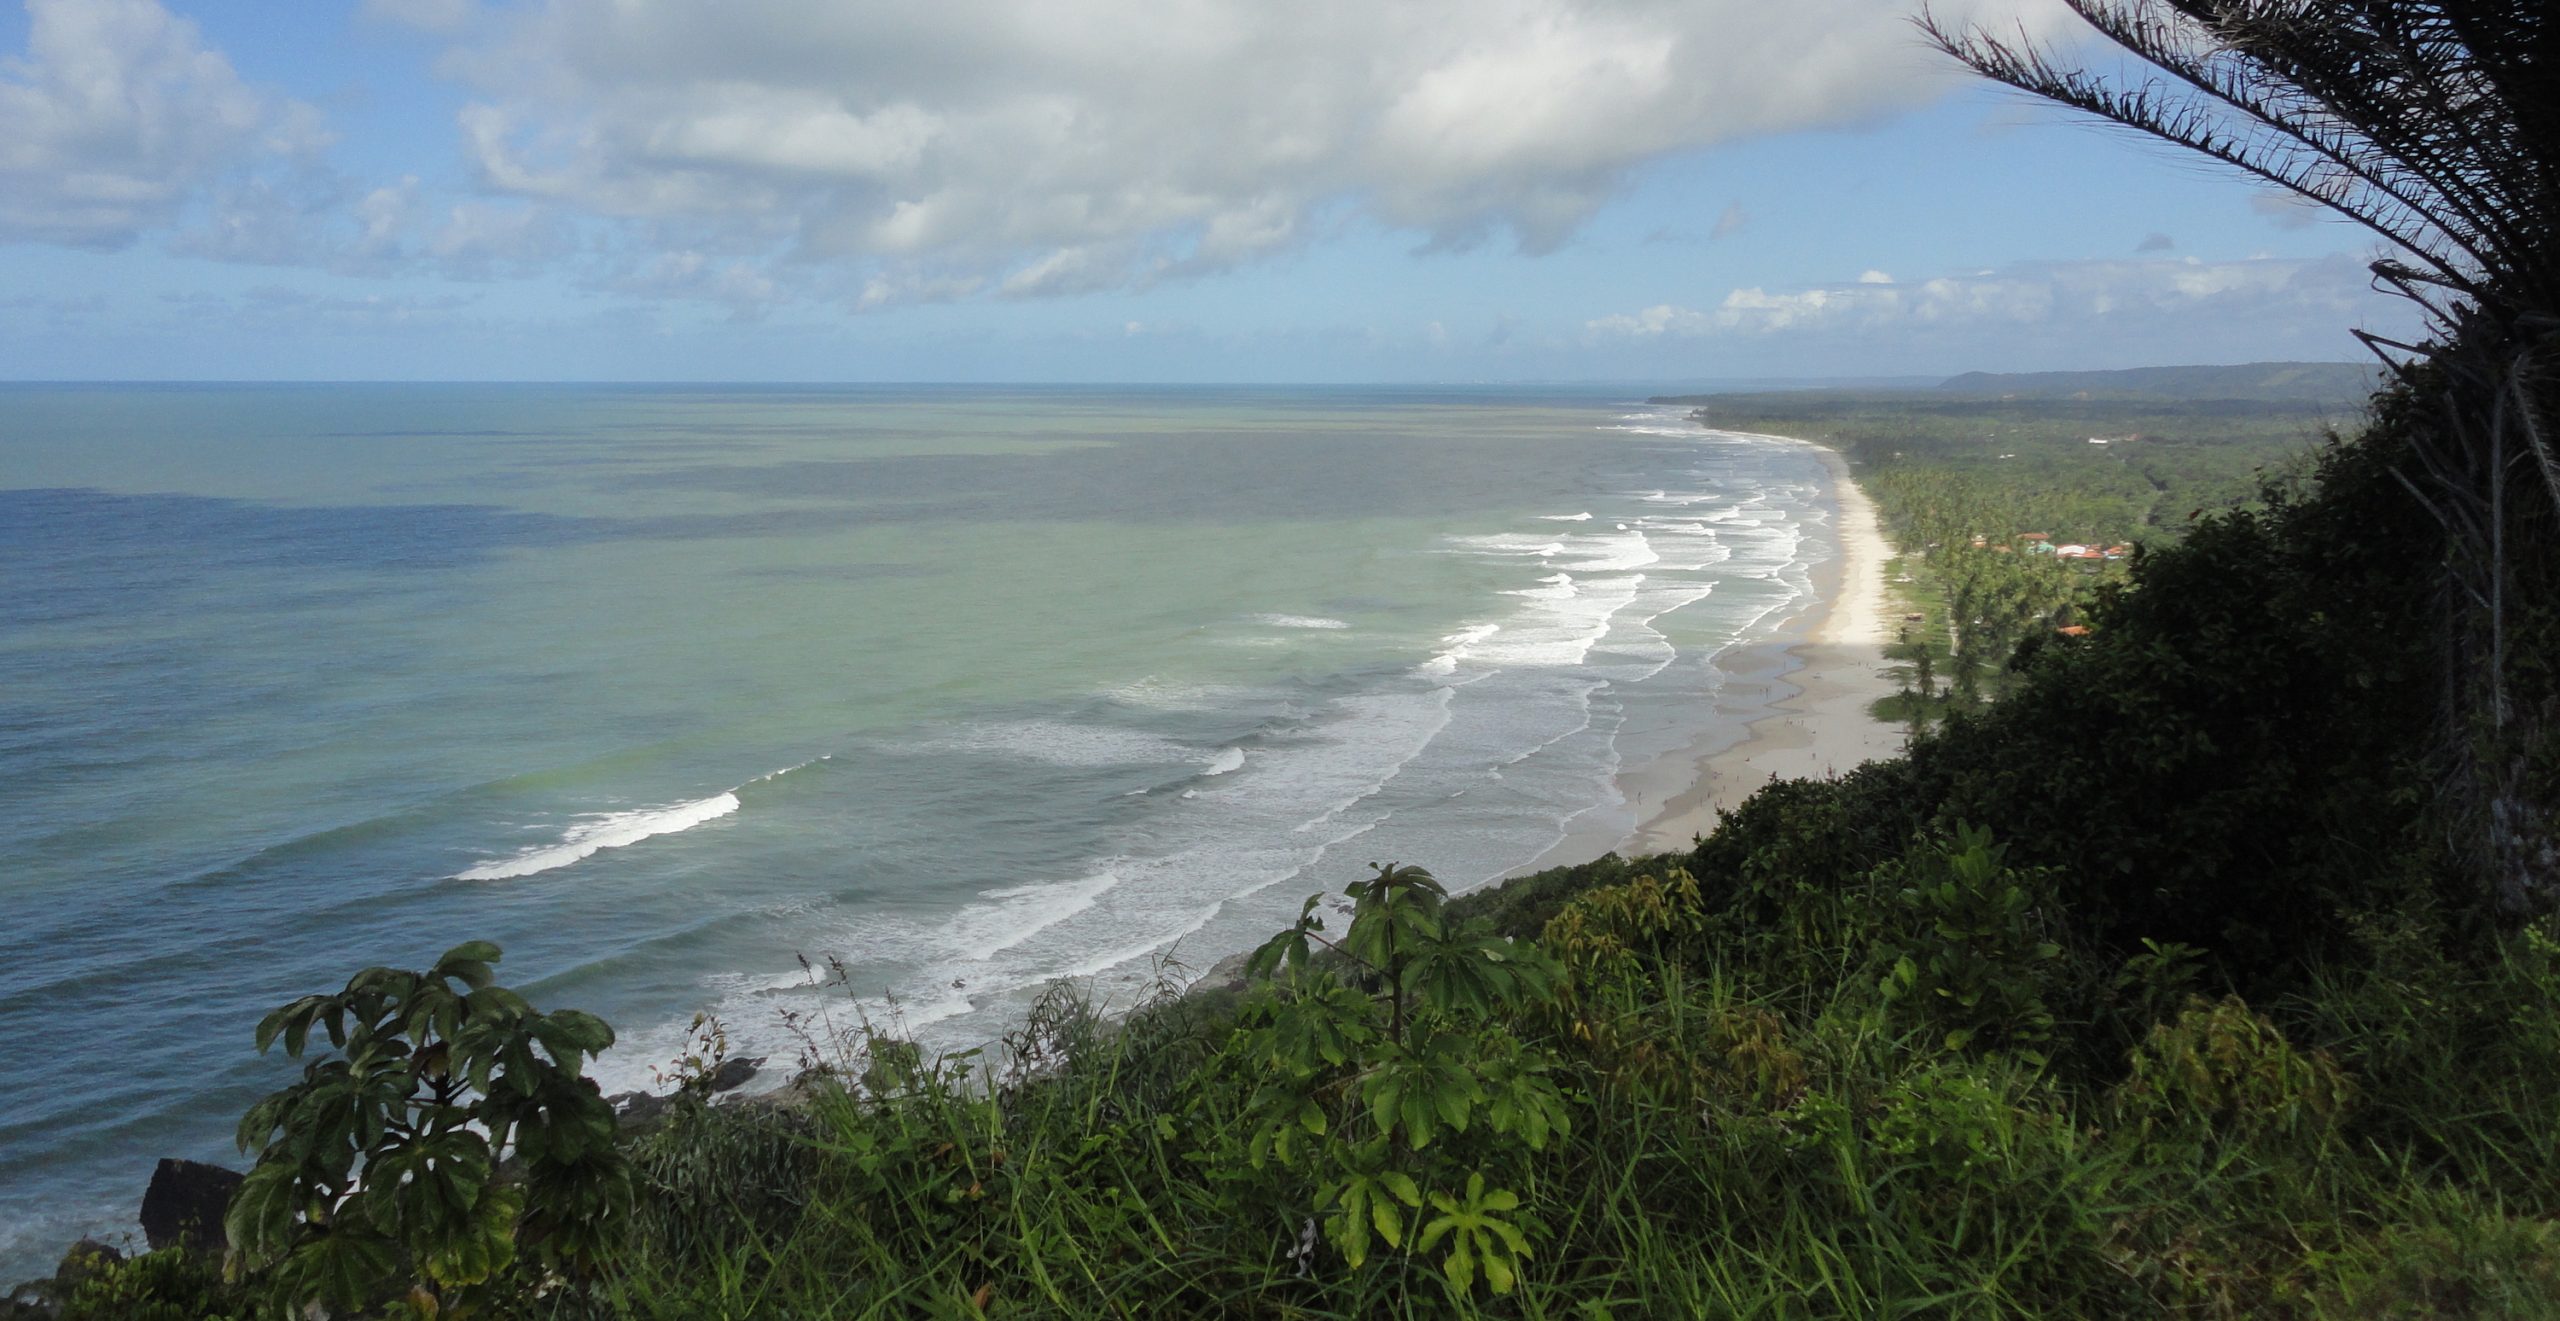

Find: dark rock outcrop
<box><xmin>139</xmin><ymin>1159</ymin><xmax>243</xmax><ymax>1254</ymax></box>
<box><xmin>706</xmin><ymin>1056</ymin><xmax>765</xmax><ymax>1094</ymax></box>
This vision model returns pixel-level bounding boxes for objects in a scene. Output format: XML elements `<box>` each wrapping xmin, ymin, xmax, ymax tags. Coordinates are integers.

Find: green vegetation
<box><xmin>56</xmin><ymin>3</ymin><xmax>2560</xmax><ymax>1316</ymax></box>
<box><xmin>227</xmin><ymin>942</ymin><xmax>632</xmax><ymax>1317</ymax></box>
<box><xmin>1656</xmin><ymin>376</ymin><xmax>2361</xmax><ymax>707</ymax></box>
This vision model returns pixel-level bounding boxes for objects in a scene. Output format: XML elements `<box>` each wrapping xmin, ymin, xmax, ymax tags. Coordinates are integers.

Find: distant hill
<box><xmin>1932</xmin><ymin>362</ymin><xmax>2380</xmax><ymax>405</ymax></box>
<box><xmin>1650</xmin><ymin>362</ymin><xmax>2380</xmax><ymax>409</ymax></box>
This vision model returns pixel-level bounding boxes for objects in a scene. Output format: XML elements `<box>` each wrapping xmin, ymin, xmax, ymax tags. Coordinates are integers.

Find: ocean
<box><xmin>0</xmin><ymin>383</ymin><xmax>1837</xmax><ymax>1272</ymax></box>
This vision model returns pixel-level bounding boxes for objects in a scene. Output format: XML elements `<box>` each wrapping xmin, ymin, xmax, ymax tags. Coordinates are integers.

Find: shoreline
<box><xmin>1528</xmin><ymin>433</ymin><xmax>1904</xmax><ymax>870</ymax></box>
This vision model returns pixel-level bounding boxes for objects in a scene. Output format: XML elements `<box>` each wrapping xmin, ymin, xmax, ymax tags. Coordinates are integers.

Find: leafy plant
<box><xmin>1233</xmin><ymin>863</ymin><xmax>1565</xmax><ymax>1294</ymax></box>
<box><xmin>228</xmin><ymin>941</ymin><xmax>633</xmax><ymax>1317</ymax></box>
<box><xmin>1417</xmin><ymin>1172</ymin><xmax>1537</xmax><ymax>1297</ymax></box>
<box><xmin>2117</xmin><ymin>995</ymin><xmax>2356</xmax><ymax>1152</ymax></box>
<box><xmin>58</xmin><ymin>1247</ymin><xmax>251</xmax><ymax>1321</ymax></box>
<box><xmin>1878</xmin><ymin>823</ymin><xmax>2065</xmax><ymax>1059</ymax></box>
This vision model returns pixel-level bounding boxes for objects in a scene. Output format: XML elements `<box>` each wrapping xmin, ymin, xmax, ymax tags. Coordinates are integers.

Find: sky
<box><xmin>0</xmin><ymin>0</ymin><xmax>2424</xmax><ymax>382</ymax></box>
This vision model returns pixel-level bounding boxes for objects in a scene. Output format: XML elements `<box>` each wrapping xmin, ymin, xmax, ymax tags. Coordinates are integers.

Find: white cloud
<box><xmin>424</xmin><ymin>200</ymin><xmax>573</xmax><ymax>272</ymax></box>
<box><xmin>434</xmin><ymin>0</ymin><xmax>2071</xmax><ymax>294</ymax></box>
<box><xmin>153</xmin><ymin>284</ymin><xmax>485</xmax><ymax>336</ymax></box>
<box><xmin>603</xmin><ymin>249</ymin><xmax>782</xmax><ymax>319</ymax></box>
<box><xmin>1585</xmin><ymin>303</ymin><xmax>1712</xmax><ymax>337</ymax></box>
<box><xmin>0</xmin><ymin>0</ymin><xmax>321</xmax><ymax>247</ymax></box>
<box><xmin>1586</xmin><ymin>254</ymin><xmax>2413</xmax><ymax>361</ymax></box>
<box><xmin>1857</xmin><ymin>269</ymin><xmax>1895</xmax><ymax>284</ymax></box>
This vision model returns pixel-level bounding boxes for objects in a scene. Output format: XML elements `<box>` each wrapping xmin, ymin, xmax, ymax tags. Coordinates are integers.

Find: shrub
<box><xmin>1876</xmin><ymin>824</ymin><xmax>2066</xmax><ymax>1060</ymax></box>
<box><xmin>57</xmin><ymin>1248</ymin><xmax>249</xmax><ymax>1321</ymax></box>
<box><xmin>2302</xmin><ymin>1189</ymin><xmax>2560</xmax><ymax>1319</ymax></box>
<box><xmin>1234</xmin><ymin>863</ymin><xmax>1571</xmax><ymax>1297</ymax></box>
<box><xmin>2116</xmin><ymin>995</ymin><xmax>2354</xmax><ymax>1152</ymax></box>
<box><xmin>228</xmin><ymin>941</ymin><xmax>633</xmax><ymax>1317</ymax></box>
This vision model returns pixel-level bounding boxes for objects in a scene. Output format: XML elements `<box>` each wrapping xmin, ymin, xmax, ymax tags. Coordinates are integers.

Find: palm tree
<box><xmin>1922</xmin><ymin>1</ymin><xmax>2559</xmax><ymax>913</ymax></box>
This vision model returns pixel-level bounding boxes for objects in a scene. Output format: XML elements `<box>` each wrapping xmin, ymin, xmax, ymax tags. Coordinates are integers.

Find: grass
<box><xmin>511</xmin><ymin>871</ymin><xmax>2560</xmax><ymax>1320</ymax></box>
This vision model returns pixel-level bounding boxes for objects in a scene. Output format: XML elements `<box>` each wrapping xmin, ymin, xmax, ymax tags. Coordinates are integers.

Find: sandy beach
<box><xmin>1528</xmin><ymin>434</ymin><xmax>1905</xmax><ymax>870</ymax></box>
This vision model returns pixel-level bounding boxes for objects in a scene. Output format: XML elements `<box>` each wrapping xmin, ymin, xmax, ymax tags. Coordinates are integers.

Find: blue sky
<box><xmin>0</xmin><ymin>0</ymin><xmax>2420</xmax><ymax>382</ymax></box>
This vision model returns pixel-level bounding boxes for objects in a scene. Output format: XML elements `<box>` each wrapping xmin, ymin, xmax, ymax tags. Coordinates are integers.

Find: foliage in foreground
<box><xmin>553</xmin><ymin>872</ymin><xmax>2560</xmax><ymax>1320</ymax></box>
<box><xmin>225</xmin><ymin>942</ymin><xmax>632</xmax><ymax>1318</ymax></box>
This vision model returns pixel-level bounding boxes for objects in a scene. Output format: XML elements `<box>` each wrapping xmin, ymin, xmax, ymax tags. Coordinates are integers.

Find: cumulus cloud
<box><xmin>1586</xmin><ymin>303</ymin><xmax>1712</xmax><ymax>337</ymax></box>
<box><xmin>434</xmin><ymin>0</ymin><xmax>2071</xmax><ymax>298</ymax></box>
<box><xmin>0</xmin><ymin>0</ymin><xmax>321</xmax><ymax>247</ymax></box>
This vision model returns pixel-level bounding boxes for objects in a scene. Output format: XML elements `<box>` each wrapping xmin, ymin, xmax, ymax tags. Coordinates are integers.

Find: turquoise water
<box><xmin>0</xmin><ymin>384</ymin><xmax>1834</xmax><ymax>1269</ymax></box>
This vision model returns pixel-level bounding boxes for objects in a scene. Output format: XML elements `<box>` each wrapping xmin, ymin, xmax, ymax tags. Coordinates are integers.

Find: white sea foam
<box><xmin>1447</xmin><ymin>534</ymin><xmax>1565</xmax><ymax>557</ymax></box>
<box><xmin>457</xmin><ymin>792</ymin><xmax>740</xmax><ymax>881</ymax></box>
<box><xmin>928</xmin><ymin>720</ymin><xmax>1199</xmax><ymax>767</ymax></box>
<box><xmin>452</xmin><ymin>757</ymin><xmax>837</xmax><ymax>882</ymax></box>
<box><xmin>1559</xmin><ymin>530</ymin><xmax>1658</xmax><ymax>572</ymax></box>
<box><xmin>1501</xmin><ymin>573</ymin><xmax>1578</xmax><ymax>601</ymax></box>
<box><xmin>943</xmin><ymin>874</ymin><xmax>1124</xmax><ymax>960</ymax></box>
<box><xmin>1538</xmin><ymin>512</ymin><xmax>1593</xmax><ymax>522</ymax></box>
<box><xmin>1250</xmin><ymin>613</ymin><xmax>1351</xmax><ymax>630</ymax></box>
<box><xmin>1202</xmin><ymin>746</ymin><xmax>1246</xmax><ymax>776</ymax></box>
<box><xmin>1418</xmin><ymin>623</ymin><xmax>1500</xmax><ymax>676</ymax></box>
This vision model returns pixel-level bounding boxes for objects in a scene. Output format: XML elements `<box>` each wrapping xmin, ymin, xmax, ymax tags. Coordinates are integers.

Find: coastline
<box><xmin>1529</xmin><ymin>434</ymin><xmax>1904</xmax><ymax>870</ymax></box>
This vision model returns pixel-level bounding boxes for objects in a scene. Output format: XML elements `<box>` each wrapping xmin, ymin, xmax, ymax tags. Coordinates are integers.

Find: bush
<box><xmin>2116</xmin><ymin>996</ymin><xmax>2355</xmax><ymax>1153</ymax></box>
<box><xmin>228</xmin><ymin>941</ymin><xmax>632</xmax><ymax>1317</ymax></box>
<box><xmin>1875</xmin><ymin>824</ymin><xmax>2066</xmax><ymax>1060</ymax></box>
<box><xmin>56</xmin><ymin>1248</ymin><xmax>249</xmax><ymax>1321</ymax></box>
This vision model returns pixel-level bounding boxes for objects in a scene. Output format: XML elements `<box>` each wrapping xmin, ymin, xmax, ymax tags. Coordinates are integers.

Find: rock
<box><xmin>4</xmin><ymin>1275</ymin><xmax>59</xmax><ymax>1320</ymax></box>
<box><xmin>139</xmin><ymin>1159</ymin><xmax>243</xmax><ymax>1254</ymax></box>
<box><xmin>606</xmin><ymin>1089</ymin><xmax>673</xmax><ymax>1133</ymax></box>
<box><xmin>1193</xmin><ymin>950</ymin><xmax>1255</xmax><ymax>996</ymax></box>
<box><xmin>706</xmin><ymin>1056</ymin><xmax>765</xmax><ymax>1094</ymax></box>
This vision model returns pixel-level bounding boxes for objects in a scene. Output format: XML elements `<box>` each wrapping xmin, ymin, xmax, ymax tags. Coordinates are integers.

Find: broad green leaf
<box><xmin>292</xmin><ymin>1225</ymin><xmax>401</xmax><ymax>1311</ymax></box>
<box><xmin>1371</xmin><ymin>1197</ymin><xmax>1404</xmax><ymax>1248</ymax></box>
<box><xmin>1444</xmin><ymin>1234</ymin><xmax>1477</xmax><ymax>1293</ymax></box>
<box><xmin>438</xmin><ymin>940</ymin><xmax>503</xmax><ymax>969</ymax></box>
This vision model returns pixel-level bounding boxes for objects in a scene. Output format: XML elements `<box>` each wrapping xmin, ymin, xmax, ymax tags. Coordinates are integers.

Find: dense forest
<box><xmin>22</xmin><ymin>2</ymin><xmax>2559</xmax><ymax>1317</ymax></box>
